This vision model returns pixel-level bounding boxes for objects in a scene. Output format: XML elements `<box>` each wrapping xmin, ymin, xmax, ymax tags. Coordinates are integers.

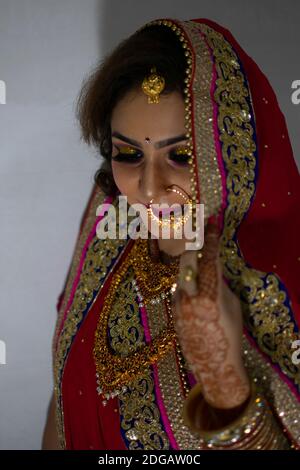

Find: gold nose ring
<box><xmin>166</xmin><ymin>186</ymin><xmax>191</xmax><ymax>204</ymax></box>
<box><xmin>147</xmin><ymin>187</ymin><xmax>192</xmax><ymax>229</ymax></box>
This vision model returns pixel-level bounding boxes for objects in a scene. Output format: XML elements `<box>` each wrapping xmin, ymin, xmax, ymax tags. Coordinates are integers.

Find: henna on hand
<box><xmin>175</xmin><ymin>223</ymin><xmax>250</xmax><ymax>409</ymax></box>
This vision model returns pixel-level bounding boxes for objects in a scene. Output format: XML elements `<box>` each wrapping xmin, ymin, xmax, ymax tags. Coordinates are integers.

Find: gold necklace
<box><xmin>93</xmin><ymin>237</ymin><xmax>184</xmax><ymax>404</ymax></box>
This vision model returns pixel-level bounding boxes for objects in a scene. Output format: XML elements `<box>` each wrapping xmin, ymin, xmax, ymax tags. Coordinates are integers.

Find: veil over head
<box><xmin>138</xmin><ymin>18</ymin><xmax>300</xmax><ymax>403</ymax></box>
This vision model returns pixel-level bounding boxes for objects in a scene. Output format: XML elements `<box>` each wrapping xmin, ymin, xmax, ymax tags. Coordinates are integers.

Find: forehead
<box><xmin>111</xmin><ymin>89</ymin><xmax>185</xmax><ymax>134</ymax></box>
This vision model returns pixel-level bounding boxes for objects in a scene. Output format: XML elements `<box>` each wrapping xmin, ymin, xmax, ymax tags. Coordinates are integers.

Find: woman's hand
<box><xmin>173</xmin><ymin>220</ymin><xmax>250</xmax><ymax>409</ymax></box>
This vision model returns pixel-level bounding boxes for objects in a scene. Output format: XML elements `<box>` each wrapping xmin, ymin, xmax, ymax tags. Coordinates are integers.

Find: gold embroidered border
<box><xmin>242</xmin><ymin>335</ymin><xmax>299</xmax><ymax>447</ymax></box>
<box><xmin>146</xmin><ymin>297</ymin><xmax>203</xmax><ymax>449</ymax></box>
<box><xmin>109</xmin><ymin>266</ymin><xmax>170</xmax><ymax>449</ymax></box>
<box><xmin>180</xmin><ymin>20</ymin><xmax>223</xmax><ymax>219</ymax></box>
<box><xmin>52</xmin><ymin>186</ymin><xmax>103</xmax><ymax>358</ymax></box>
<box><xmin>197</xmin><ymin>23</ymin><xmax>300</xmax><ymax>405</ymax></box>
<box><xmin>53</xmin><ymin>190</ymin><xmax>126</xmax><ymax>449</ymax></box>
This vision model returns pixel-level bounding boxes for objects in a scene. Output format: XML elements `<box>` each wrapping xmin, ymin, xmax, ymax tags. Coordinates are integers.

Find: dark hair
<box><xmin>76</xmin><ymin>24</ymin><xmax>187</xmax><ymax>196</ymax></box>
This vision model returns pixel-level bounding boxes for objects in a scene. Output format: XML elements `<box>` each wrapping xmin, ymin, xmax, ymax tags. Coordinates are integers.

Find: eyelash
<box><xmin>112</xmin><ymin>146</ymin><xmax>190</xmax><ymax>166</ymax></box>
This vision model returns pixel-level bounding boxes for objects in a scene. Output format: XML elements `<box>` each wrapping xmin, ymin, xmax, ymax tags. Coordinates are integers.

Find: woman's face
<box><xmin>110</xmin><ymin>89</ymin><xmax>192</xmax><ymax>238</ymax></box>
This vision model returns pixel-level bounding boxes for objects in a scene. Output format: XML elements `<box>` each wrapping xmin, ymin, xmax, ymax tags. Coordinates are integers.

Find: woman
<box><xmin>42</xmin><ymin>17</ymin><xmax>300</xmax><ymax>450</ymax></box>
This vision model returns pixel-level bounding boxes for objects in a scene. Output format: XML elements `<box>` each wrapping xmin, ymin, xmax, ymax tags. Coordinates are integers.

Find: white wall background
<box><xmin>0</xmin><ymin>0</ymin><xmax>299</xmax><ymax>449</ymax></box>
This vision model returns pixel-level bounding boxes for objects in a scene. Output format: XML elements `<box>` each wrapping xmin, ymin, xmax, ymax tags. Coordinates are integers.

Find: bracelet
<box><xmin>183</xmin><ymin>381</ymin><xmax>289</xmax><ymax>449</ymax></box>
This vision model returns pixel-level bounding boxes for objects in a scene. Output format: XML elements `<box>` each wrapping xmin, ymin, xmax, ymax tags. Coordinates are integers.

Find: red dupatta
<box><xmin>191</xmin><ymin>17</ymin><xmax>300</xmax><ymax>397</ymax></box>
<box><xmin>192</xmin><ymin>18</ymin><xmax>300</xmax><ymax>322</ymax></box>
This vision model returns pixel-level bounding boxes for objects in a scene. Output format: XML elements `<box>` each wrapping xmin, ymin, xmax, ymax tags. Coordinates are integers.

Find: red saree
<box><xmin>52</xmin><ymin>17</ymin><xmax>300</xmax><ymax>450</ymax></box>
<box><xmin>60</xmin><ymin>241</ymin><xmax>128</xmax><ymax>450</ymax></box>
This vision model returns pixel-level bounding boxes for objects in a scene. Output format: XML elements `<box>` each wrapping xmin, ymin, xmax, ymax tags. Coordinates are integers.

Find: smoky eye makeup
<box><xmin>169</xmin><ymin>146</ymin><xmax>190</xmax><ymax>165</ymax></box>
<box><xmin>112</xmin><ymin>145</ymin><xmax>142</xmax><ymax>162</ymax></box>
<box><xmin>111</xmin><ymin>144</ymin><xmax>190</xmax><ymax>166</ymax></box>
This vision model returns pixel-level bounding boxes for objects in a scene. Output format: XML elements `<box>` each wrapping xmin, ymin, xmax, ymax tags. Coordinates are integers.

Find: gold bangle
<box><xmin>183</xmin><ymin>381</ymin><xmax>266</xmax><ymax>447</ymax></box>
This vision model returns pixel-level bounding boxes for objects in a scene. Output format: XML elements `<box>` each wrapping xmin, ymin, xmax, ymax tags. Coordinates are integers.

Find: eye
<box><xmin>111</xmin><ymin>144</ymin><xmax>191</xmax><ymax>166</ymax></box>
<box><xmin>112</xmin><ymin>145</ymin><xmax>143</xmax><ymax>163</ymax></box>
<box><xmin>169</xmin><ymin>146</ymin><xmax>190</xmax><ymax>166</ymax></box>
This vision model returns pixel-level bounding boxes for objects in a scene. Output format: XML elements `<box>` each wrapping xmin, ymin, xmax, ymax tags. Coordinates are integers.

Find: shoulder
<box><xmin>78</xmin><ymin>183</ymin><xmax>114</xmax><ymax>237</ymax></box>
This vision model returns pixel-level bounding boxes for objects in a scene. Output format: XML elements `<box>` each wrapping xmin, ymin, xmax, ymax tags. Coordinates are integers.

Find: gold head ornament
<box><xmin>141</xmin><ymin>66</ymin><xmax>165</xmax><ymax>104</ymax></box>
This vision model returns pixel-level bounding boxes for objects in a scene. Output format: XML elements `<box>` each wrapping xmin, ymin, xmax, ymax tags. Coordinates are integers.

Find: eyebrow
<box><xmin>111</xmin><ymin>131</ymin><xmax>188</xmax><ymax>149</ymax></box>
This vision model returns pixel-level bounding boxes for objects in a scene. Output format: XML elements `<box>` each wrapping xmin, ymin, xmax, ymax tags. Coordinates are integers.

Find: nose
<box><xmin>138</xmin><ymin>158</ymin><xmax>167</xmax><ymax>204</ymax></box>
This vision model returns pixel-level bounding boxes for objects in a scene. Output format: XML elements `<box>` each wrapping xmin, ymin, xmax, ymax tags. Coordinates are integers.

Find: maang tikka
<box><xmin>141</xmin><ymin>66</ymin><xmax>165</xmax><ymax>104</ymax></box>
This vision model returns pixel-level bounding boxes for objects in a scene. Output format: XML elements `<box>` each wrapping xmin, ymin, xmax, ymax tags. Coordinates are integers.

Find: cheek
<box><xmin>111</xmin><ymin>161</ymin><xmax>137</xmax><ymax>197</ymax></box>
<box><xmin>173</xmin><ymin>168</ymin><xmax>193</xmax><ymax>197</ymax></box>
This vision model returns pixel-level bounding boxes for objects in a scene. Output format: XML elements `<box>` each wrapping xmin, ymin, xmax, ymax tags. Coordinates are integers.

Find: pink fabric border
<box><xmin>57</xmin><ymin>195</ymin><xmax>114</xmax><ymax>340</ymax></box>
<box><xmin>139</xmin><ymin>301</ymin><xmax>179</xmax><ymax>450</ymax></box>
